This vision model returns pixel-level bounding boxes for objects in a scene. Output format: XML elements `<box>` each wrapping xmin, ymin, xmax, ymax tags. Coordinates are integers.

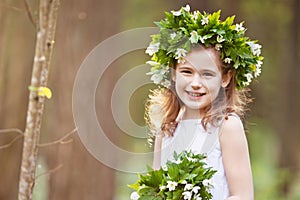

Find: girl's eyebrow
<box><xmin>177</xmin><ymin>64</ymin><xmax>193</xmax><ymax>68</ymax></box>
<box><xmin>202</xmin><ymin>69</ymin><xmax>217</xmax><ymax>73</ymax></box>
<box><xmin>178</xmin><ymin>65</ymin><xmax>218</xmax><ymax>74</ymax></box>
<box><xmin>177</xmin><ymin>65</ymin><xmax>193</xmax><ymax>70</ymax></box>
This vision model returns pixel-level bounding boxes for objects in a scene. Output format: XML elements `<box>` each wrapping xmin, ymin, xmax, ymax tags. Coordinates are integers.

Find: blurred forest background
<box><xmin>0</xmin><ymin>0</ymin><xmax>299</xmax><ymax>199</ymax></box>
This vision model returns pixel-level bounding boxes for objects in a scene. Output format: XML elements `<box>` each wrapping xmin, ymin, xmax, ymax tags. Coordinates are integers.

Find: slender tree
<box><xmin>18</xmin><ymin>0</ymin><xmax>60</xmax><ymax>199</ymax></box>
<box><xmin>279</xmin><ymin>0</ymin><xmax>300</xmax><ymax>195</ymax></box>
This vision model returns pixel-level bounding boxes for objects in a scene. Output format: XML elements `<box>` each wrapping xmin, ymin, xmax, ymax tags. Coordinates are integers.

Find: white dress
<box><xmin>160</xmin><ymin>119</ymin><xmax>230</xmax><ymax>200</ymax></box>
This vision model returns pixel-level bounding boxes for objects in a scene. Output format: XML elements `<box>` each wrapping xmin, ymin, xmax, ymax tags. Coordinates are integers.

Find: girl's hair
<box><xmin>145</xmin><ymin>46</ymin><xmax>251</xmax><ymax>138</ymax></box>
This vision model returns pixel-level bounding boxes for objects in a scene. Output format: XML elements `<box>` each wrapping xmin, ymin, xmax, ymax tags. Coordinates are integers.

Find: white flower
<box><xmin>145</xmin><ymin>42</ymin><xmax>160</xmax><ymax>56</ymax></box>
<box><xmin>192</xmin><ymin>11</ymin><xmax>199</xmax><ymax>21</ymax></box>
<box><xmin>184</xmin><ymin>183</ymin><xmax>193</xmax><ymax>191</ymax></box>
<box><xmin>254</xmin><ymin>67</ymin><xmax>261</xmax><ymax>78</ymax></box>
<box><xmin>170</xmin><ymin>32</ymin><xmax>177</xmax><ymax>40</ymax></box>
<box><xmin>201</xmin><ymin>16</ymin><xmax>209</xmax><ymax>25</ymax></box>
<box><xmin>181</xmin><ymin>180</ymin><xmax>188</xmax><ymax>184</ymax></box>
<box><xmin>192</xmin><ymin>186</ymin><xmax>201</xmax><ymax>194</ymax></box>
<box><xmin>162</xmin><ymin>165</ymin><xmax>168</xmax><ymax>171</ymax></box>
<box><xmin>171</xmin><ymin>10</ymin><xmax>182</xmax><ymax>16</ymax></box>
<box><xmin>167</xmin><ymin>181</ymin><xmax>178</xmax><ymax>191</ymax></box>
<box><xmin>146</xmin><ymin>61</ymin><xmax>159</xmax><ymax>66</ymax></box>
<box><xmin>256</xmin><ymin>60</ymin><xmax>263</xmax><ymax>68</ymax></box>
<box><xmin>254</xmin><ymin>60</ymin><xmax>263</xmax><ymax>77</ymax></box>
<box><xmin>146</xmin><ymin>65</ymin><xmax>169</xmax><ymax>85</ymax></box>
<box><xmin>224</xmin><ymin>57</ymin><xmax>232</xmax><ymax>64</ymax></box>
<box><xmin>199</xmin><ymin>35</ymin><xmax>205</xmax><ymax>44</ymax></box>
<box><xmin>235</xmin><ymin>22</ymin><xmax>245</xmax><ymax>32</ymax></box>
<box><xmin>217</xmin><ymin>35</ymin><xmax>225</xmax><ymax>43</ymax></box>
<box><xmin>162</xmin><ymin>80</ymin><xmax>171</xmax><ymax>88</ymax></box>
<box><xmin>160</xmin><ymin>67</ymin><xmax>169</xmax><ymax>75</ymax></box>
<box><xmin>175</xmin><ymin>48</ymin><xmax>187</xmax><ymax>60</ymax></box>
<box><xmin>174</xmin><ymin>159</ymin><xmax>182</xmax><ymax>164</ymax></box>
<box><xmin>195</xmin><ymin>195</ymin><xmax>202</xmax><ymax>200</ymax></box>
<box><xmin>171</xmin><ymin>5</ymin><xmax>190</xmax><ymax>16</ymax></box>
<box><xmin>150</xmin><ymin>73</ymin><xmax>163</xmax><ymax>84</ymax></box>
<box><xmin>189</xmin><ymin>31</ymin><xmax>199</xmax><ymax>44</ymax></box>
<box><xmin>215</xmin><ymin>44</ymin><xmax>222</xmax><ymax>51</ymax></box>
<box><xmin>182</xmin><ymin>191</ymin><xmax>192</xmax><ymax>200</ymax></box>
<box><xmin>245</xmin><ymin>73</ymin><xmax>253</xmax><ymax>83</ymax></box>
<box><xmin>187</xmin><ymin>157</ymin><xmax>197</xmax><ymax>162</ymax></box>
<box><xmin>203</xmin><ymin>179</ymin><xmax>214</xmax><ymax>187</ymax></box>
<box><xmin>177</xmin><ymin>56</ymin><xmax>186</xmax><ymax>64</ymax></box>
<box><xmin>243</xmin><ymin>81</ymin><xmax>250</xmax><ymax>86</ymax></box>
<box><xmin>130</xmin><ymin>191</ymin><xmax>140</xmax><ymax>200</ymax></box>
<box><xmin>183</xmin><ymin>4</ymin><xmax>190</xmax><ymax>12</ymax></box>
<box><xmin>159</xmin><ymin>185</ymin><xmax>166</xmax><ymax>191</ymax></box>
<box><xmin>246</xmin><ymin>42</ymin><xmax>262</xmax><ymax>56</ymax></box>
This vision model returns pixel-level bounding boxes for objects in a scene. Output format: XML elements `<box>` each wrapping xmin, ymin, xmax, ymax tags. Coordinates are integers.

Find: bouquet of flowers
<box><xmin>128</xmin><ymin>151</ymin><xmax>216</xmax><ymax>200</ymax></box>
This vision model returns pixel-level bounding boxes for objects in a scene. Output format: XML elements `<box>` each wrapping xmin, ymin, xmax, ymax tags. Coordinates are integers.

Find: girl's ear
<box><xmin>221</xmin><ymin>70</ymin><xmax>233</xmax><ymax>88</ymax></box>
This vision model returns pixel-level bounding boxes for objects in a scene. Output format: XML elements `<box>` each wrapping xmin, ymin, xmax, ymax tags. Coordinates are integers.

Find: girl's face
<box><xmin>175</xmin><ymin>47</ymin><xmax>229</xmax><ymax>118</ymax></box>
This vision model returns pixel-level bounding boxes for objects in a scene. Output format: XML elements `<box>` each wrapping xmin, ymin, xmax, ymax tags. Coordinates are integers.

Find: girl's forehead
<box><xmin>178</xmin><ymin>49</ymin><xmax>220</xmax><ymax>71</ymax></box>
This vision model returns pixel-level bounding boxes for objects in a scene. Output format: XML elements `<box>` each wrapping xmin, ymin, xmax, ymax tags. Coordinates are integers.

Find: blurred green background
<box><xmin>0</xmin><ymin>0</ymin><xmax>299</xmax><ymax>199</ymax></box>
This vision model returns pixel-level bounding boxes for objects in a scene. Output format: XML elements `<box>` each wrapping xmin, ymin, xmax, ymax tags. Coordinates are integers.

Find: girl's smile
<box><xmin>185</xmin><ymin>90</ymin><xmax>206</xmax><ymax>99</ymax></box>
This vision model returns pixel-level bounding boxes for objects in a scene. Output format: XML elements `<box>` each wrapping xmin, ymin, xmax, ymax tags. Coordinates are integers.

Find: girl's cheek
<box><xmin>175</xmin><ymin>74</ymin><xmax>186</xmax><ymax>82</ymax></box>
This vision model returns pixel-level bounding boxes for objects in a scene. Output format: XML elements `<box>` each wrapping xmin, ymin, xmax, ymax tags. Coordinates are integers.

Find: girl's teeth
<box><xmin>189</xmin><ymin>92</ymin><xmax>202</xmax><ymax>97</ymax></box>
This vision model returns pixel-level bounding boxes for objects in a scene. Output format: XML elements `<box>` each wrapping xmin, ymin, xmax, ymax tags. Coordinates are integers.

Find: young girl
<box><xmin>145</xmin><ymin>5</ymin><xmax>263</xmax><ymax>200</ymax></box>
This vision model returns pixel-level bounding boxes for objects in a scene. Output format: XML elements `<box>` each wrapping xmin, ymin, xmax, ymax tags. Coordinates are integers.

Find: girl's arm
<box><xmin>219</xmin><ymin>116</ymin><xmax>254</xmax><ymax>200</ymax></box>
<box><xmin>152</xmin><ymin>132</ymin><xmax>163</xmax><ymax>170</ymax></box>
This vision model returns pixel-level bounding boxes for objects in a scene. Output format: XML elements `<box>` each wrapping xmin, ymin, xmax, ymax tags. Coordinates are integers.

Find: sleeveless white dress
<box><xmin>160</xmin><ymin>119</ymin><xmax>230</xmax><ymax>200</ymax></box>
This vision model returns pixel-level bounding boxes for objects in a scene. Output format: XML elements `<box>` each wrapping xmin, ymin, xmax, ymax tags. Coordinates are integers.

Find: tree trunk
<box><xmin>44</xmin><ymin>0</ymin><xmax>121</xmax><ymax>199</ymax></box>
<box><xmin>278</xmin><ymin>0</ymin><xmax>300</xmax><ymax>195</ymax></box>
<box><xmin>18</xmin><ymin>0</ymin><xmax>60</xmax><ymax>199</ymax></box>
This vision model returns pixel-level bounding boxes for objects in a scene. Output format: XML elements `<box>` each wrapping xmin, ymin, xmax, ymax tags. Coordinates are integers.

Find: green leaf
<box><xmin>183</xmin><ymin>173</ymin><xmax>198</xmax><ymax>180</ymax></box>
<box><xmin>167</xmin><ymin>164</ymin><xmax>179</xmax><ymax>180</ymax></box>
<box><xmin>172</xmin><ymin>189</ymin><xmax>183</xmax><ymax>200</ymax></box>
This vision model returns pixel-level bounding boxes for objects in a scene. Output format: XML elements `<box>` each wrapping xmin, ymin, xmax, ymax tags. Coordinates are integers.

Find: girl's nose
<box><xmin>191</xmin><ymin>74</ymin><xmax>203</xmax><ymax>90</ymax></box>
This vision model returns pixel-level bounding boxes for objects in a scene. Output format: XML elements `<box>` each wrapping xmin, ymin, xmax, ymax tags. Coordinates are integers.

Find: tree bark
<box><xmin>18</xmin><ymin>0</ymin><xmax>60</xmax><ymax>199</ymax></box>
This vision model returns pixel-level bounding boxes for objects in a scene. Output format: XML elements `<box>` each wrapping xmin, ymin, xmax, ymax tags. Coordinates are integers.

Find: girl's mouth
<box><xmin>186</xmin><ymin>91</ymin><xmax>206</xmax><ymax>97</ymax></box>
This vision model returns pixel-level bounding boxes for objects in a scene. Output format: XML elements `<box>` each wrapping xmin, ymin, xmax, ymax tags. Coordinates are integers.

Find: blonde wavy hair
<box><xmin>145</xmin><ymin>46</ymin><xmax>251</xmax><ymax>139</ymax></box>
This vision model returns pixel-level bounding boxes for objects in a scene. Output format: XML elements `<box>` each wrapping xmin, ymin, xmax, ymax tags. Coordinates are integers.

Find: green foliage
<box><xmin>248</xmin><ymin>119</ymin><xmax>294</xmax><ymax>200</ymax></box>
<box><xmin>128</xmin><ymin>151</ymin><xmax>216</xmax><ymax>200</ymax></box>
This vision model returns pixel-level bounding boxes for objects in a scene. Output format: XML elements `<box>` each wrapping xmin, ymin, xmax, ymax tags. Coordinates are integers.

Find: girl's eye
<box><xmin>202</xmin><ymin>72</ymin><xmax>214</xmax><ymax>77</ymax></box>
<box><xmin>180</xmin><ymin>70</ymin><xmax>193</xmax><ymax>74</ymax></box>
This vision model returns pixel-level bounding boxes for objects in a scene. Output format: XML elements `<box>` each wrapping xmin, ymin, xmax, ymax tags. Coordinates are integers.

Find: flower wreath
<box><xmin>146</xmin><ymin>4</ymin><xmax>264</xmax><ymax>89</ymax></box>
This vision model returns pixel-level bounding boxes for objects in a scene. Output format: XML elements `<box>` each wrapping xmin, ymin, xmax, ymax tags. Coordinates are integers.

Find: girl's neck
<box><xmin>182</xmin><ymin>108</ymin><xmax>203</xmax><ymax>120</ymax></box>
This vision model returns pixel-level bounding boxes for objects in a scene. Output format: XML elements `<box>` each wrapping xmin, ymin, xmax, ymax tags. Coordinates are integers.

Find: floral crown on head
<box><xmin>146</xmin><ymin>4</ymin><xmax>264</xmax><ymax>89</ymax></box>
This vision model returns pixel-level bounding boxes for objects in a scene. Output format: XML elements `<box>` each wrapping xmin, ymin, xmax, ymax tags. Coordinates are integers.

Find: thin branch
<box><xmin>24</xmin><ymin>0</ymin><xmax>37</xmax><ymax>28</ymax></box>
<box><xmin>0</xmin><ymin>3</ymin><xmax>24</xmax><ymax>11</ymax></box>
<box><xmin>37</xmin><ymin>128</ymin><xmax>77</xmax><ymax>147</ymax></box>
<box><xmin>0</xmin><ymin>128</ymin><xmax>24</xmax><ymax>135</ymax></box>
<box><xmin>35</xmin><ymin>164</ymin><xmax>63</xmax><ymax>180</ymax></box>
<box><xmin>0</xmin><ymin>135</ymin><xmax>23</xmax><ymax>150</ymax></box>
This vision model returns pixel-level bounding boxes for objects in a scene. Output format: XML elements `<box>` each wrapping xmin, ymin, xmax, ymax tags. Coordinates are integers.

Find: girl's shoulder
<box><xmin>223</xmin><ymin>113</ymin><xmax>242</xmax><ymax>126</ymax></box>
<box><xmin>219</xmin><ymin>113</ymin><xmax>247</xmax><ymax>149</ymax></box>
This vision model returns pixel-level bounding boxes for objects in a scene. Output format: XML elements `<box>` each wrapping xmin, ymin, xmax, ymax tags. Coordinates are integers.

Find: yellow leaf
<box><xmin>38</xmin><ymin>87</ymin><xmax>52</xmax><ymax>99</ymax></box>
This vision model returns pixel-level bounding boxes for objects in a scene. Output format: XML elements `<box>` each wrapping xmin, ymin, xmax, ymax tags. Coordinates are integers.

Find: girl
<box><xmin>145</xmin><ymin>5</ymin><xmax>263</xmax><ymax>200</ymax></box>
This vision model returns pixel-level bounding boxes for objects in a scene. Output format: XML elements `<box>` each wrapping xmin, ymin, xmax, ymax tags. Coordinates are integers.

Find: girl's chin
<box><xmin>183</xmin><ymin>102</ymin><xmax>207</xmax><ymax>110</ymax></box>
